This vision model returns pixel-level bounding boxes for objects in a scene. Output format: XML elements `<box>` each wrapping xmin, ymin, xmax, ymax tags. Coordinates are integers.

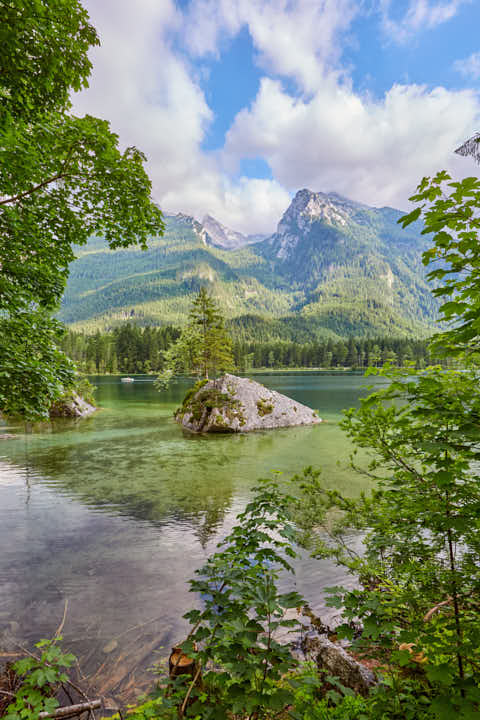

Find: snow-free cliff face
<box><xmin>202</xmin><ymin>214</ymin><xmax>247</xmax><ymax>250</ymax></box>
<box><xmin>269</xmin><ymin>189</ymin><xmax>370</xmax><ymax>261</ymax></box>
<box><xmin>174</xmin><ymin>213</ymin><xmax>212</xmax><ymax>246</ymax></box>
<box><xmin>249</xmin><ymin>187</ymin><xmax>436</xmax><ymax>328</ymax></box>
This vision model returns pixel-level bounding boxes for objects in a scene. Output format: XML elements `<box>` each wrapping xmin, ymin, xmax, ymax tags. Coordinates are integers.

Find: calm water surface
<box><xmin>0</xmin><ymin>374</ymin><xmax>379</xmax><ymax>702</ymax></box>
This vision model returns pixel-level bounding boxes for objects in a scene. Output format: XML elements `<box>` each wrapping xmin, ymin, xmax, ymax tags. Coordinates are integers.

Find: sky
<box><xmin>73</xmin><ymin>0</ymin><xmax>480</xmax><ymax>235</ymax></box>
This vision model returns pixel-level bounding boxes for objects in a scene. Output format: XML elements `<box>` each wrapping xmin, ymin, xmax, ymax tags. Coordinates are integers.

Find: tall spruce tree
<box><xmin>188</xmin><ymin>288</ymin><xmax>234</xmax><ymax>379</ymax></box>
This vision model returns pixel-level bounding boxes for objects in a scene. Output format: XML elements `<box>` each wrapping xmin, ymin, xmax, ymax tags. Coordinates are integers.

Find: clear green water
<box><xmin>0</xmin><ymin>373</ymin><xmax>379</xmax><ymax>702</ymax></box>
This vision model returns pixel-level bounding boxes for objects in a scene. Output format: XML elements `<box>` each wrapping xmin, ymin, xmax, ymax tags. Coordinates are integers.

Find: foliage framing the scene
<box><xmin>109</xmin><ymin>477</ymin><xmax>366</xmax><ymax>720</ymax></box>
<box><xmin>0</xmin><ymin>0</ymin><xmax>164</xmax><ymax>419</ymax></box>
<box><xmin>290</xmin><ymin>166</ymin><xmax>480</xmax><ymax>719</ymax></box>
<box><xmin>400</xmin><ymin>171</ymin><xmax>480</xmax><ymax>358</ymax></box>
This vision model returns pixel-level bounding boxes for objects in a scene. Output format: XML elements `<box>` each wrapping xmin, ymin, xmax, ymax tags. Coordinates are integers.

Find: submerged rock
<box><xmin>176</xmin><ymin>373</ymin><xmax>321</xmax><ymax>433</ymax></box>
<box><xmin>49</xmin><ymin>392</ymin><xmax>96</xmax><ymax>419</ymax></box>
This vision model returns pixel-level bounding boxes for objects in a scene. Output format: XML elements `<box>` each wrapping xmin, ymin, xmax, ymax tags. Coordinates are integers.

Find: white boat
<box><xmin>121</xmin><ymin>377</ymin><xmax>134</xmax><ymax>383</ymax></box>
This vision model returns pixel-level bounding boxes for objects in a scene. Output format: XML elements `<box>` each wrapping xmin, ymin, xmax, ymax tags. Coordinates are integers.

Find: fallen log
<box><xmin>38</xmin><ymin>699</ymin><xmax>101</xmax><ymax>719</ymax></box>
<box><xmin>302</xmin><ymin>634</ymin><xmax>377</xmax><ymax>696</ymax></box>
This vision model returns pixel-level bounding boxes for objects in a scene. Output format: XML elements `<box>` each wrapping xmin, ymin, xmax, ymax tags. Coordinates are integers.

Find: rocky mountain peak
<box><xmin>278</xmin><ymin>189</ymin><xmax>354</xmax><ymax>235</ymax></box>
<box><xmin>269</xmin><ymin>189</ymin><xmax>367</xmax><ymax>260</ymax></box>
<box><xmin>173</xmin><ymin>212</ymin><xmax>211</xmax><ymax>246</ymax></box>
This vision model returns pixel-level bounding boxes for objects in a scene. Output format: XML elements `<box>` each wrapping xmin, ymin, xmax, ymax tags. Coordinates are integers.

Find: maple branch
<box><xmin>0</xmin><ymin>144</ymin><xmax>78</xmax><ymax>206</ymax></box>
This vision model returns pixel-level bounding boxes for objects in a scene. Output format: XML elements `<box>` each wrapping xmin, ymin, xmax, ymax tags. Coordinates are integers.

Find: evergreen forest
<box><xmin>61</xmin><ymin>324</ymin><xmax>434</xmax><ymax>375</ymax></box>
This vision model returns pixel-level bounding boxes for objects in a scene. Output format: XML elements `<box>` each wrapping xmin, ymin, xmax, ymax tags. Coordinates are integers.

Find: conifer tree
<box><xmin>189</xmin><ymin>288</ymin><xmax>234</xmax><ymax>379</ymax></box>
<box><xmin>155</xmin><ymin>288</ymin><xmax>235</xmax><ymax>388</ymax></box>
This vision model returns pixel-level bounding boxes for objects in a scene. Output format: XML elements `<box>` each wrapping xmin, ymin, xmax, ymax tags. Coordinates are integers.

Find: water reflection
<box><xmin>0</xmin><ymin>374</ymin><xmax>379</xmax><ymax>706</ymax></box>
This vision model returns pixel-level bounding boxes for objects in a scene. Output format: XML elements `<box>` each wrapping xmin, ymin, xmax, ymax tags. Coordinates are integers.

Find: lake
<box><xmin>0</xmin><ymin>373</ymin><xmax>378</xmax><ymax>704</ymax></box>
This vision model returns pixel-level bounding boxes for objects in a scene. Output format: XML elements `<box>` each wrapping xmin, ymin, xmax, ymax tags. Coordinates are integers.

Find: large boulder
<box><xmin>176</xmin><ymin>373</ymin><xmax>321</xmax><ymax>433</ymax></box>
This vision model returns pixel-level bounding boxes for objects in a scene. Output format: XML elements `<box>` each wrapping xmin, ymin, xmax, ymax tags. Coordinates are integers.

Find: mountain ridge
<box><xmin>59</xmin><ymin>189</ymin><xmax>437</xmax><ymax>340</ymax></box>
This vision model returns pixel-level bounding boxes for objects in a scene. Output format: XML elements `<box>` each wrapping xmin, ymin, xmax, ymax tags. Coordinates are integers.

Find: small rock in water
<box><xmin>102</xmin><ymin>639</ymin><xmax>118</xmax><ymax>654</ymax></box>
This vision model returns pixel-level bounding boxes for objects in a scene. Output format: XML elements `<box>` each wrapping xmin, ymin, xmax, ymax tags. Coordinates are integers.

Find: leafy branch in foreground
<box><xmin>179</xmin><ymin>476</ymin><xmax>303</xmax><ymax>719</ymax></box>
<box><xmin>399</xmin><ymin>171</ymin><xmax>480</xmax><ymax>358</ymax></box>
<box><xmin>286</xmin><ymin>166</ymin><xmax>480</xmax><ymax>719</ymax></box>
<box><xmin>3</xmin><ymin>638</ymin><xmax>76</xmax><ymax>720</ymax></box>
<box><xmin>292</xmin><ymin>365</ymin><xmax>480</xmax><ymax>719</ymax></box>
<box><xmin>115</xmin><ymin>477</ymin><xmax>368</xmax><ymax>720</ymax></box>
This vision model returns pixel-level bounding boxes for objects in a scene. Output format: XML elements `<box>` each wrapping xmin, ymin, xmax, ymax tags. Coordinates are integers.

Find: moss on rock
<box><xmin>257</xmin><ymin>398</ymin><xmax>274</xmax><ymax>416</ymax></box>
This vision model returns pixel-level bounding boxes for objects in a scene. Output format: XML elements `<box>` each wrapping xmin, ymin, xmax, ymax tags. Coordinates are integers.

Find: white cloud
<box><xmin>380</xmin><ymin>0</ymin><xmax>468</xmax><ymax>43</ymax></box>
<box><xmin>183</xmin><ymin>0</ymin><xmax>359</xmax><ymax>93</ymax></box>
<box><xmin>223</xmin><ymin>77</ymin><xmax>480</xmax><ymax>211</ymax></box>
<box><xmin>162</xmin><ymin>176</ymin><xmax>291</xmax><ymax>236</ymax></box>
<box><xmin>72</xmin><ymin>0</ymin><xmax>480</xmax><ymax>237</ymax></box>
<box><xmin>72</xmin><ymin>0</ymin><xmax>290</xmax><ymax>234</ymax></box>
<box><xmin>454</xmin><ymin>51</ymin><xmax>480</xmax><ymax>80</ymax></box>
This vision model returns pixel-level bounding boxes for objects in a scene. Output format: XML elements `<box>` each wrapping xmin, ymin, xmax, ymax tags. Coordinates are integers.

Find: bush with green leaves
<box><xmin>113</xmin><ymin>477</ymin><xmax>370</xmax><ymax>720</ymax></box>
<box><xmin>292</xmin><ymin>365</ymin><xmax>480</xmax><ymax>718</ymax></box>
<box><xmin>287</xmin><ymin>664</ymin><xmax>368</xmax><ymax>720</ymax></box>
<box><xmin>4</xmin><ymin>638</ymin><xmax>76</xmax><ymax>720</ymax></box>
<box><xmin>176</xmin><ymin>475</ymin><xmax>304</xmax><ymax>719</ymax></box>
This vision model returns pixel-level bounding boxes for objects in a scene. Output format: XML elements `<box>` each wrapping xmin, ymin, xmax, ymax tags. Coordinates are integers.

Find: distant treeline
<box><xmin>61</xmin><ymin>324</ymin><xmax>439</xmax><ymax>374</ymax></box>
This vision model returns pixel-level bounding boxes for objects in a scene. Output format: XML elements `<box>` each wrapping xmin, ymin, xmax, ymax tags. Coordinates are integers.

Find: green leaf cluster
<box><xmin>175</xmin><ymin>476</ymin><xmax>304</xmax><ymax>718</ymax></box>
<box><xmin>4</xmin><ymin>637</ymin><xmax>76</xmax><ymax>720</ymax></box>
<box><xmin>400</xmin><ymin>171</ymin><xmax>480</xmax><ymax>359</ymax></box>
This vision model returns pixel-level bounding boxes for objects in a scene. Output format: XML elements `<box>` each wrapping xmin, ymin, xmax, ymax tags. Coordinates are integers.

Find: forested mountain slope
<box><xmin>59</xmin><ymin>190</ymin><xmax>438</xmax><ymax>340</ymax></box>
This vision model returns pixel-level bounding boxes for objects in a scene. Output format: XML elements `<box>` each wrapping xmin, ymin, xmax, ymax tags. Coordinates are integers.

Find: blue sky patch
<box><xmin>200</xmin><ymin>27</ymin><xmax>262</xmax><ymax>151</ymax></box>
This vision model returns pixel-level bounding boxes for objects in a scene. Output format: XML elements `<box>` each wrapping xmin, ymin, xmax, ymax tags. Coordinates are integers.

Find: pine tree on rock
<box><xmin>155</xmin><ymin>288</ymin><xmax>235</xmax><ymax>388</ymax></box>
<box><xmin>189</xmin><ymin>288</ymin><xmax>234</xmax><ymax>379</ymax></box>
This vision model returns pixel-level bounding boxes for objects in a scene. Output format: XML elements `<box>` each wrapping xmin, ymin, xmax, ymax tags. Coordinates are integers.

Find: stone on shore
<box><xmin>49</xmin><ymin>392</ymin><xmax>96</xmax><ymax>419</ymax></box>
<box><xmin>176</xmin><ymin>373</ymin><xmax>321</xmax><ymax>433</ymax></box>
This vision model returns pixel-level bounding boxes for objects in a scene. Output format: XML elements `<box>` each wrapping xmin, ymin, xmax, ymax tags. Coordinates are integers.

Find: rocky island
<box><xmin>176</xmin><ymin>373</ymin><xmax>321</xmax><ymax>433</ymax></box>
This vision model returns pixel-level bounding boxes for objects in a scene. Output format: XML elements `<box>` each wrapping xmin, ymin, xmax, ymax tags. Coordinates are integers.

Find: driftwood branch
<box><xmin>423</xmin><ymin>597</ymin><xmax>453</xmax><ymax>622</ymax></box>
<box><xmin>54</xmin><ymin>599</ymin><xmax>69</xmax><ymax>640</ymax></box>
<box><xmin>38</xmin><ymin>699</ymin><xmax>101</xmax><ymax>719</ymax></box>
